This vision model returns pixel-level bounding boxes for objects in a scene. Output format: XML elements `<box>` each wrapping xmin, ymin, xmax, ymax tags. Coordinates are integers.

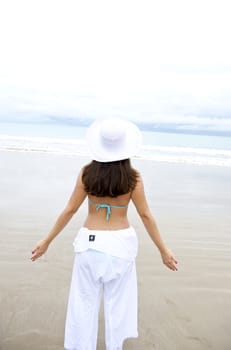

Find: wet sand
<box><xmin>0</xmin><ymin>151</ymin><xmax>231</xmax><ymax>350</ymax></box>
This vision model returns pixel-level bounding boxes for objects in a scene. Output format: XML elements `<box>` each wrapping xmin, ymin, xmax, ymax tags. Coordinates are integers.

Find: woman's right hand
<box><xmin>161</xmin><ymin>248</ymin><xmax>178</xmax><ymax>271</ymax></box>
<box><xmin>31</xmin><ymin>239</ymin><xmax>49</xmax><ymax>262</ymax></box>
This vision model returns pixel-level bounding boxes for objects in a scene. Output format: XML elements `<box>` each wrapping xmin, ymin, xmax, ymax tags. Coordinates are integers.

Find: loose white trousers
<box><xmin>64</xmin><ymin>250</ymin><xmax>138</xmax><ymax>350</ymax></box>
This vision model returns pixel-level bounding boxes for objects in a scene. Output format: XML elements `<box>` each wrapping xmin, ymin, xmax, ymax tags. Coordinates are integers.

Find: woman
<box><xmin>31</xmin><ymin>118</ymin><xmax>178</xmax><ymax>350</ymax></box>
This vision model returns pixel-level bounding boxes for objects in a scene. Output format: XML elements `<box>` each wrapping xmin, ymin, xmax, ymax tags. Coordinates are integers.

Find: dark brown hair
<box><xmin>82</xmin><ymin>159</ymin><xmax>138</xmax><ymax>197</ymax></box>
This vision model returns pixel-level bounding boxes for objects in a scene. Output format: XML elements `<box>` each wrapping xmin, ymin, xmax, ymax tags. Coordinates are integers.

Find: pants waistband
<box><xmin>73</xmin><ymin>226</ymin><xmax>138</xmax><ymax>260</ymax></box>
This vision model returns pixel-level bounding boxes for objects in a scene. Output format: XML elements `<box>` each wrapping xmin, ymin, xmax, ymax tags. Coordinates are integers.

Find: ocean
<box><xmin>0</xmin><ymin>121</ymin><xmax>231</xmax><ymax>167</ymax></box>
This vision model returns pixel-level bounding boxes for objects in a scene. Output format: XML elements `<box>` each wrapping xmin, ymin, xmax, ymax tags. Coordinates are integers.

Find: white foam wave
<box><xmin>143</xmin><ymin>145</ymin><xmax>231</xmax><ymax>157</ymax></box>
<box><xmin>141</xmin><ymin>145</ymin><xmax>231</xmax><ymax>167</ymax></box>
<box><xmin>0</xmin><ymin>135</ymin><xmax>87</xmax><ymax>156</ymax></box>
<box><xmin>0</xmin><ymin>135</ymin><xmax>231</xmax><ymax>167</ymax></box>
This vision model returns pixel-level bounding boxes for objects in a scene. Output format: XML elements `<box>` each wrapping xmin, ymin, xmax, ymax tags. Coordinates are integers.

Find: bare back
<box><xmin>83</xmin><ymin>193</ymin><xmax>131</xmax><ymax>230</ymax></box>
<box><xmin>65</xmin><ymin>168</ymin><xmax>146</xmax><ymax>231</ymax></box>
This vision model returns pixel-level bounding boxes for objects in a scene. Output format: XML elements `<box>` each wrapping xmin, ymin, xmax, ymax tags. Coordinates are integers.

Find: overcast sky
<box><xmin>0</xmin><ymin>0</ymin><xmax>231</xmax><ymax>132</ymax></box>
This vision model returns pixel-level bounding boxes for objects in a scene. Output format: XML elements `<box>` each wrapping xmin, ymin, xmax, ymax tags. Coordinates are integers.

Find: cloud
<box><xmin>0</xmin><ymin>0</ymin><xmax>231</xmax><ymax>135</ymax></box>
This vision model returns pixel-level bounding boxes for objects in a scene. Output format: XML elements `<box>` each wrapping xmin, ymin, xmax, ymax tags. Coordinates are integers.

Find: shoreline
<box><xmin>1</xmin><ymin>134</ymin><xmax>231</xmax><ymax>167</ymax></box>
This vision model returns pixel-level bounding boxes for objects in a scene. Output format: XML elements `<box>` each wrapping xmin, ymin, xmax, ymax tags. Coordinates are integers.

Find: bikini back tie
<box><xmin>88</xmin><ymin>198</ymin><xmax>128</xmax><ymax>221</ymax></box>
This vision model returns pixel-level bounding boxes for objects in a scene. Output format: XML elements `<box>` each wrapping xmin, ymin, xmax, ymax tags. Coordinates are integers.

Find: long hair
<box><xmin>82</xmin><ymin>159</ymin><xmax>138</xmax><ymax>197</ymax></box>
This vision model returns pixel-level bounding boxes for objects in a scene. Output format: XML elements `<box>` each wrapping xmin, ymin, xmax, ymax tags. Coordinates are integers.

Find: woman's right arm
<box><xmin>131</xmin><ymin>174</ymin><xmax>178</xmax><ymax>271</ymax></box>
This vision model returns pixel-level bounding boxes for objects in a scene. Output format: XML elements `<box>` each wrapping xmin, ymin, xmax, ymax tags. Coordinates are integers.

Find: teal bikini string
<box><xmin>89</xmin><ymin>198</ymin><xmax>128</xmax><ymax>221</ymax></box>
<box><xmin>95</xmin><ymin>203</ymin><xmax>112</xmax><ymax>221</ymax></box>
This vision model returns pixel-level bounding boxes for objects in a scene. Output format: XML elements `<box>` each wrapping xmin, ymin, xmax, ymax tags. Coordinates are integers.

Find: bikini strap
<box><xmin>88</xmin><ymin>198</ymin><xmax>128</xmax><ymax>221</ymax></box>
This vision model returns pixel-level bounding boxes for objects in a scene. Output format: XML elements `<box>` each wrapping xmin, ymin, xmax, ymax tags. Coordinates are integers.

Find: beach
<box><xmin>0</xmin><ymin>151</ymin><xmax>231</xmax><ymax>350</ymax></box>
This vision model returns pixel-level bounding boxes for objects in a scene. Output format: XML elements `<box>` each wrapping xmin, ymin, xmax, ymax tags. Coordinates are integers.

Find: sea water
<box><xmin>0</xmin><ymin>121</ymin><xmax>231</xmax><ymax>167</ymax></box>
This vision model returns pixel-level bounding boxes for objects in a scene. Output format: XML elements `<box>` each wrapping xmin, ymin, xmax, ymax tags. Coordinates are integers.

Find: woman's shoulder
<box><xmin>133</xmin><ymin>168</ymin><xmax>142</xmax><ymax>181</ymax></box>
<box><xmin>132</xmin><ymin>171</ymin><xmax>145</xmax><ymax>193</ymax></box>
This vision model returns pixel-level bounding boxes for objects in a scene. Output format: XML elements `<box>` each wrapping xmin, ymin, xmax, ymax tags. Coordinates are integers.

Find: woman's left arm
<box><xmin>31</xmin><ymin>170</ymin><xmax>87</xmax><ymax>261</ymax></box>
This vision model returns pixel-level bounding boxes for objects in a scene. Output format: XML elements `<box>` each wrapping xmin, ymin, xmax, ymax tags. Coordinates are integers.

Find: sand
<box><xmin>0</xmin><ymin>151</ymin><xmax>231</xmax><ymax>350</ymax></box>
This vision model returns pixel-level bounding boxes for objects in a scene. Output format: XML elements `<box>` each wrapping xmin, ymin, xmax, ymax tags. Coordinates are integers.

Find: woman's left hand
<box><xmin>31</xmin><ymin>239</ymin><xmax>49</xmax><ymax>262</ymax></box>
<box><xmin>161</xmin><ymin>248</ymin><xmax>178</xmax><ymax>271</ymax></box>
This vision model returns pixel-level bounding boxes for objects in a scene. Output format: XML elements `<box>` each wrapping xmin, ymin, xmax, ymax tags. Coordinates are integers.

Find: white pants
<box><xmin>64</xmin><ymin>250</ymin><xmax>138</xmax><ymax>350</ymax></box>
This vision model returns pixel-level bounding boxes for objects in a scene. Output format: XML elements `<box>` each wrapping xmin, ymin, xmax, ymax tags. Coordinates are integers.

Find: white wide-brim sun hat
<box><xmin>86</xmin><ymin>118</ymin><xmax>142</xmax><ymax>162</ymax></box>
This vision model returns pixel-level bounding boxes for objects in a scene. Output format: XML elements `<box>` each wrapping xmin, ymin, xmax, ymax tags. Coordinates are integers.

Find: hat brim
<box><xmin>86</xmin><ymin>118</ymin><xmax>142</xmax><ymax>162</ymax></box>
